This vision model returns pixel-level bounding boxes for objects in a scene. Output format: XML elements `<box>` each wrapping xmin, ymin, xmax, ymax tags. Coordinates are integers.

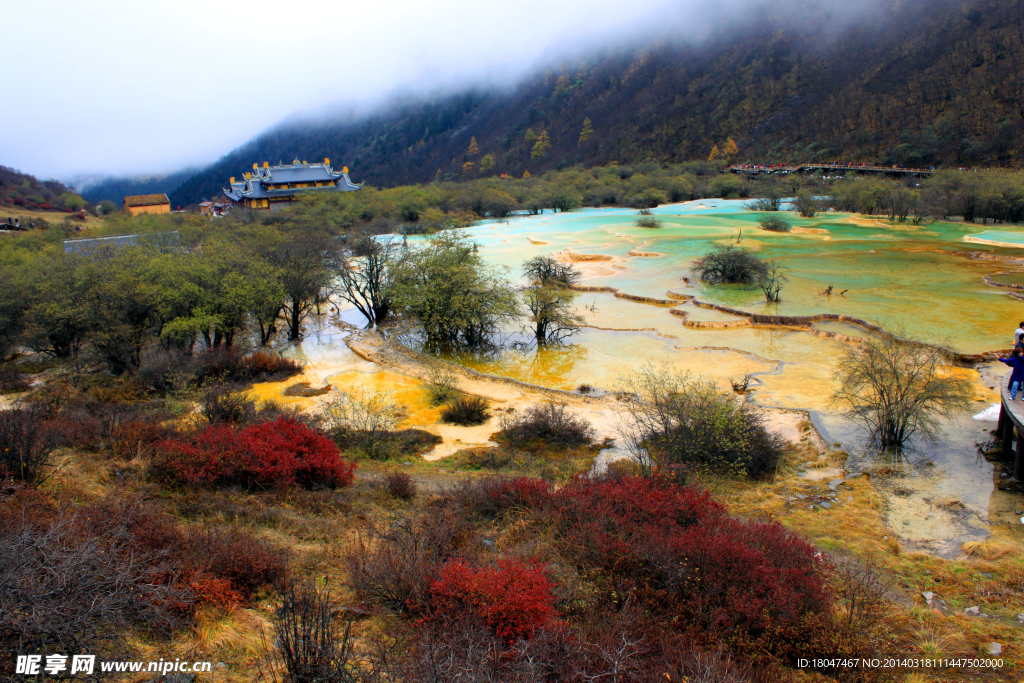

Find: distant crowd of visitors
<box><xmin>4</xmin><ymin>216</ymin><xmax>33</xmax><ymax>230</ymax></box>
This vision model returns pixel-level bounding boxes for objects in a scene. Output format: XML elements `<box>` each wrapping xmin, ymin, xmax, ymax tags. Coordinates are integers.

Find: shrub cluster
<box><xmin>758</xmin><ymin>213</ymin><xmax>792</xmax><ymax>232</ymax></box>
<box><xmin>136</xmin><ymin>348</ymin><xmax>302</xmax><ymax>395</ymax></box>
<box><xmin>345</xmin><ymin>475</ymin><xmax>858</xmax><ymax>679</ymax></box>
<box><xmin>378</xmin><ymin>470</ymin><xmax>417</xmax><ymax>501</ymax></box>
<box><xmin>619</xmin><ymin>367</ymin><xmax>787</xmax><ymax>479</ymax></box>
<box><xmin>425</xmin><ymin>365</ymin><xmax>460</xmax><ymax>405</ymax></box>
<box><xmin>634</xmin><ymin>215</ymin><xmax>663</xmax><ymax>228</ymax></box>
<box><xmin>498</xmin><ymin>403</ymin><xmax>594</xmax><ymax>450</ymax></box>
<box><xmin>157</xmin><ymin>417</ymin><xmax>356</xmax><ymax>490</ymax></box>
<box><xmin>440</xmin><ymin>395</ymin><xmax>490</xmax><ymax>425</ymax></box>
<box><xmin>692</xmin><ymin>245</ymin><xmax>767</xmax><ymax>284</ymax></box>
<box><xmin>429</xmin><ymin>558</ymin><xmax>558</xmax><ymax>641</ymax></box>
<box><xmin>0</xmin><ymin>404</ymin><xmax>61</xmax><ymax>485</ymax></box>
<box><xmin>0</xmin><ymin>493</ymin><xmax>286</xmax><ymax>661</ymax></box>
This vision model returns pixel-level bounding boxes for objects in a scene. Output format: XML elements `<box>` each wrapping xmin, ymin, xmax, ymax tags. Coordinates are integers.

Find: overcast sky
<box><xmin>2</xmin><ymin>0</ymin><xmax>732</xmax><ymax>183</ymax></box>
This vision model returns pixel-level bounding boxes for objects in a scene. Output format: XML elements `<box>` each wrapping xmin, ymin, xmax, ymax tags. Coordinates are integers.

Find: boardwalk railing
<box><xmin>729</xmin><ymin>163</ymin><xmax>934</xmax><ymax>176</ymax></box>
<box><xmin>996</xmin><ymin>371</ymin><xmax>1024</xmax><ymax>480</ymax></box>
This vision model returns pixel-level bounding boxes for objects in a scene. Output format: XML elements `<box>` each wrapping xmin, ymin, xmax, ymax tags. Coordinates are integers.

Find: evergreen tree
<box><xmin>467</xmin><ymin>137</ymin><xmax>480</xmax><ymax>156</ymax></box>
<box><xmin>480</xmin><ymin>153</ymin><xmax>495</xmax><ymax>172</ymax></box>
<box><xmin>462</xmin><ymin>161</ymin><xmax>475</xmax><ymax>175</ymax></box>
<box><xmin>523</xmin><ymin>170</ymin><xmax>531</xmax><ymax>179</ymax></box>
<box><xmin>578</xmin><ymin>117</ymin><xmax>594</xmax><ymax>145</ymax></box>
<box><xmin>525</xmin><ymin>128</ymin><xmax>538</xmax><ymax>142</ymax></box>
<box><xmin>723</xmin><ymin>138</ymin><xmax>739</xmax><ymax>157</ymax></box>
<box><xmin>708</xmin><ymin>144</ymin><xmax>720</xmax><ymax>161</ymax></box>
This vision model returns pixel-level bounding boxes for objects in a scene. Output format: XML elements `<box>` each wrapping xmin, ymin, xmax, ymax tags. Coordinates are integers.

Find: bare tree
<box><xmin>333</xmin><ymin>235</ymin><xmax>405</xmax><ymax>326</ymax></box>
<box><xmin>758</xmin><ymin>260</ymin><xmax>787</xmax><ymax>302</ymax></box>
<box><xmin>522</xmin><ymin>255</ymin><xmax>580</xmax><ymax>288</ymax></box>
<box><xmin>0</xmin><ymin>404</ymin><xmax>61</xmax><ymax>486</ymax></box>
<box><xmin>522</xmin><ymin>284</ymin><xmax>584</xmax><ymax>344</ymax></box>
<box><xmin>259</xmin><ymin>579</ymin><xmax>377</xmax><ymax>683</ymax></box>
<box><xmin>830</xmin><ymin>329</ymin><xmax>972</xmax><ymax>451</ymax></box>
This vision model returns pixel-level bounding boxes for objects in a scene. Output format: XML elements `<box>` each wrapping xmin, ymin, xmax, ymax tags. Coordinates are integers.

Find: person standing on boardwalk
<box><xmin>1000</xmin><ymin>347</ymin><xmax>1024</xmax><ymax>399</ymax></box>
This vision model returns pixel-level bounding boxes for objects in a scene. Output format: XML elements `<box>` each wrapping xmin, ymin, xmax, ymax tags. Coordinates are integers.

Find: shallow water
<box><xmin>458</xmin><ymin>203</ymin><xmax>1024</xmax><ymax>547</ymax></box>
<box><xmin>258</xmin><ymin>203</ymin><xmax>1024</xmax><ymax>551</ymax></box>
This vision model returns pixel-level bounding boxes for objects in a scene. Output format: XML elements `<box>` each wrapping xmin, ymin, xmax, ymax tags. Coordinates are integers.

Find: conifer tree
<box><xmin>480</xmin><ymin>153</ymin><xmax>495</xmax><ymax>172</ymax></box>
<box><xmin>554</xmin><ymin>74</ymin><xmax>572</xmax><ymax>95</ymax></box>
<box><xmin>723</xmin><ymin>138</ymin><xmax>738</xmax><ymax>157</ymax></box>
<box><xmin>525</xmin><ymin>128</ymin><xmax>538</xmax><ymax>142</ymax></box>
<box><xmin>434</xmin><ymin>168</ymin><xmax>443</xmax><ymax>183</ymax></box>
<box><xmin>576</xmin><ymin>61</ymin><xmax>588</xmax><ymax>82</ymax></box>
<box><xmin>531</xmin><ymin>130</ymin><xmax>551</xmax><ymax>159</ymax></box>
<box><xmin>467</xmin><ymin>137</ymin><xmax>480</xmax><ymax>156</ymax></box>
<box><xmin>523</xmin><ymin>170</ymin><xmax>531</xmax><ymax>179</ymax></box>
<box><xmin>462</xmin><ymin>161</ymin><xmax>474</xmax><ymax>174</ymax></box>
<box><xmin>708</xmin><ymin>144</ymin><xmax>720</xmax><ymax>161</ymax></box>
<box><xmin>578</xmin><ymin>117</ymin><xmax>594</xmax><ymax>145</ymax></box>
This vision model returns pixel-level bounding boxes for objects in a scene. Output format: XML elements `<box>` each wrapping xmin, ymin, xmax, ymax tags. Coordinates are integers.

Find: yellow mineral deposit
<box><xmin>247</xmin><ymin>199</ymin><xmax>1024</xmax><ymax>548</ymax></box>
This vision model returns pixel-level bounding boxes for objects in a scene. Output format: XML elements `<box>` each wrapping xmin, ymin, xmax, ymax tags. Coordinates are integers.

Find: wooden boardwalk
<box><xmin>729</xmin><ymin>163</ymin><xmax>934</xmax><ymax>176</ymax></box>
<box><xmin>996</xmin><ymin>371</ymin><xmax>1024</xmax><ymax>480</ymax></box>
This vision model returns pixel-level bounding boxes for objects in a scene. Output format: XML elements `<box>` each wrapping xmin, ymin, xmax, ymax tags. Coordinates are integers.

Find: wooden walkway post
<box><xmin>999</xmin><ymin>371</ymin><xmax>1024</xmax><ymax>481</ymax></box>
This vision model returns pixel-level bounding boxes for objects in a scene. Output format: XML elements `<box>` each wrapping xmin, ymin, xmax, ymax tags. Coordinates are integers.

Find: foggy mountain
<box><xmin>80</xmin><ymin>168</ymin><xmax>200</xmax><ymax>207</ymax></box>
<box><xmin>170</xmin><ymin>0</ymin><xmax>1023</xmax><ymax>205</ymax></box>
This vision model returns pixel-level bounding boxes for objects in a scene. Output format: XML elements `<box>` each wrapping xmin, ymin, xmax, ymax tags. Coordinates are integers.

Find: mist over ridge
<box><xmin>156</xmin><ymin>0</ymin><xmax>1023</xmax><ymax>206</ymax></box>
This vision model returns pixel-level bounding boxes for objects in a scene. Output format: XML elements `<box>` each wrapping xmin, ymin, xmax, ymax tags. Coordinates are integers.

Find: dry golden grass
<box><xmin>0</xmin><ymin>206</ymin><xmax>106</xmax><ymax>229</ymax></box>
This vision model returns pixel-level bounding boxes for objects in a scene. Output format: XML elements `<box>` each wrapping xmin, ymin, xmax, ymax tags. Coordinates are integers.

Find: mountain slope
<box><xmin>172</xmin><ymin>0</ymin><xmax>1024</xmax><ymax>205</ymax></box>
<box><xmin>81</xmin><ymin>168</ymin><xmax>199</xmax><ymax>207</ymax></box>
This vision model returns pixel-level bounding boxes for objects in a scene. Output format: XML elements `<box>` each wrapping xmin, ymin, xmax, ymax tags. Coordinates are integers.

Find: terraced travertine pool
<box><xmin>273</xmin><ymin>200</ymin><xmax>1024</xmax><ymax>555</ymax></box>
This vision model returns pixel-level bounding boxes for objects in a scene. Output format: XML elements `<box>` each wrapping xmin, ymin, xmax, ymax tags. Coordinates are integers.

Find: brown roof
<box><xmin>124</xmin><ymin>193</ymin><xmax>170</xmax><ymax>207</ymax></box>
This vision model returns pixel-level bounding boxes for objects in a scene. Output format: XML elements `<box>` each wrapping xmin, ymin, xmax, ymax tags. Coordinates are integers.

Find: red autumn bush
<box><xmin>184</xmin><ymin>527</ymin><xmax>289</xmax><ymax>598</ymax></box>
<box><xmin>189</xmin><ymin>575</ymin><xmax>244</xmax><ymax>608</ymax></box>
<box><xmin>639</xmin><ymin>518</ymin><xmax>831</xmax><ymax>638</ymax></box>
<box><xmin>430</xmin><ymin>558</ymin><xmax>558</xmax><ymax>641</ymax></box>
<box><xmin>449</xmin><ymin>476</ymin><xmax>553</xmax><ymax>519</ymax></box>
<box><xmin>78</xmin><ymin>498</ymin><xmax>287</xmax><ymax>607</ymax></box>
<box><xmin>541</xmin><ymin>476</ymin><xmax>831</xmax><ymax>656</ymax></box>
<box><xmin>550</xmin><ymin>476</ymin><xmax>722</xmax><ymax>571</ymax></box>
<box><xmin>158</xmin><ymin>417</ymin><xmax>355</xmax><ymax>490</ymax></box>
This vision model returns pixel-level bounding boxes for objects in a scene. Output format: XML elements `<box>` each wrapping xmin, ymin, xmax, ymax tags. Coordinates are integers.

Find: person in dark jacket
<box><xmin>1000</xmin><ymin>347</ymin><xmax>1024</xmax><ymax>399</ymax></box>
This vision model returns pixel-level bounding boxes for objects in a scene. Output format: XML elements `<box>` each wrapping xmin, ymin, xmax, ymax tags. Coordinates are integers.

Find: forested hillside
<box><xmin>0</xmin><ymin>166</ymin><xmax>89</xmax><ymax>213</ymax></box>
<box><xmin>171</xmin><ymin>0</ymin><xmax>1024</xmax><ymax>205</ymax></box>
<box><xmin>81</xmin><ymin>168</ymin><xmax>199</xmax><ymax>207</ymax></box>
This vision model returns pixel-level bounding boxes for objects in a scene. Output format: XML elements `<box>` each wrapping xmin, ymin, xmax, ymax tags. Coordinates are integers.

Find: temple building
<box><xmin>223</xmin><ymin>158</ymin><xmax>361</xmax><ymax>210</ymax></box>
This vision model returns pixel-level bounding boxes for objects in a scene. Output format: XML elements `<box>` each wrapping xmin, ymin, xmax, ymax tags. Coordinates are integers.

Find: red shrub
<box><xmin>77</xmin><ymin>498</ymin><xmax>287</xmax><ymax>606</ymax></box>
<box><xmin>639</xmin><ymin>518</ymin><xmax>831</xmax><ymax>639</ymax></box>
<box><xmin>430</xmin><ymin>558</ymin><xmax>558</xmax><ymax>641</ymax></box>
<box><xmin>453</xmin><ymin>476</ymin><xmax>553</xmax><ymax>519</ymax></box>
<box><xmin>41</xmin><ymin>414</ymin><xmax>104</xmax><ymax>451</ymax></box>
<box><xmin>158</xmin><ymin>417</ymin><xmax>355</xmax><ymax>490</ymax></box>
<box><xmin>550</xmin><ymin>476</ymin><xmax>722</xmax><ymax>571</ymax></box>
<box><xmin>111</xmin><ymin>417</ymin><xmax>175</xmax><ymax>458</ymax></box>
<box><xmin>39</xmin><ymin>203</ymin><xmax>52</xmax><ymax>210</ymax></box>
<box><xmin>189</xmin><ymin>574</ymin><xmax>244</xmax><ymax>608</ymax></box>
<box><xmin>0</xmin><ymin>485</ymin><xmax>58</xmax><ymax>531</ymax></box>
<box><xmin>543</xmin><ymin>476</ymin><xmax>831</xmax><ymax>656</ymax></box>
<box><xmin>184</xmin><ymin>527</ymin><xmax>289</xmax><ymax>598</ymax></box>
